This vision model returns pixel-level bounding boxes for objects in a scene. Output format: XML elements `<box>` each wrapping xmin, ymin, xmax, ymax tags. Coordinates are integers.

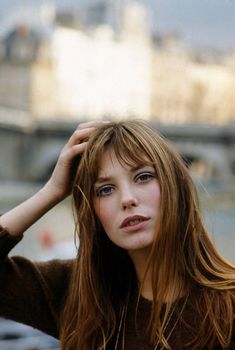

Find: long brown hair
<box><xmin>60</xmin><ymin>120</ymin><xmax>235</xmax><ymax>349</ymax></box>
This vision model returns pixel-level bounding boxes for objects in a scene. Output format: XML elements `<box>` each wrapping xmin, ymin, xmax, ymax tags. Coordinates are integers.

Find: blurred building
<box><xmin>0</xmin><ymin>1</ymin><xmax>234</xmax><ymax>123</ymax></box>
<box><xmin>0</xmin><ymin>4</ymin><xmax>54</xmax><ymax>114</ymax></box>
<box><xmin>0</xmin><ymin>24</ymin><xmax>40</xmax><ymax>111</ymax></box>
<box><xmin>151</xmin><ymin>35</ymin><xmax>235</xmax><ymax>124</ymax></box>
<box><xmin>0</xmin><ymin>1</ymin><xmax>152</xmax><ymax>120</ymax></box>
<box><xmin>48</xmin><ymin>2</ymin><xmax>151</xmax><ymax>119</ymax></box>
<box><xmin>151</xmin><ymin>34</ymin><xmax>191</xmax><ymax>123</ymax></box>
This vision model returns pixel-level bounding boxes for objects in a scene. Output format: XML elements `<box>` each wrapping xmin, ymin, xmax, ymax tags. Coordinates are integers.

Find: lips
<box><xmin>120</xmin><ymin>215</ymin><xmax>149</xmax><ymax>228</ymax></box>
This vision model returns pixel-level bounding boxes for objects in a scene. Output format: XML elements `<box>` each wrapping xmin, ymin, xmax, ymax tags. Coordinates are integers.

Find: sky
<box><xmin>0</xmin><ymin>0</ymin><xmax>235</xmax><ymax>50</ymax></box>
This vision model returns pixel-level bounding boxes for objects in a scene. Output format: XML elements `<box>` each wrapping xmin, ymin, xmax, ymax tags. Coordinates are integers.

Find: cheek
<box><xmin>144</xmin><ymin>184</ymin><xmax>161</xmax><ymax>208</ymax></box>
<box><xmin>147</xmin><ymin>191</ymin><xmax>161</xmax><ymax>218</ymax></box>
<box><xmin>94</xmin><ymin>199</ymin><xmax>113</xmax><ymax>231</ymax></box>
<box><xmin>152</xmin><ymin>191</ymin><xmax>161</xmax><ymax>209</ymax></box>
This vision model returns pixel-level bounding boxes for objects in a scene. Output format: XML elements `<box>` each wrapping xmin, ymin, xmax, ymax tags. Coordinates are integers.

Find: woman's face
<box><xmin>93</xmin><ymin>148</ymin><xmax>161</xmax><ymax>256</ymax></box>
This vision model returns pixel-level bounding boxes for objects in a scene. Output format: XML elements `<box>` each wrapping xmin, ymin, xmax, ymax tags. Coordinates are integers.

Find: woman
<box><xmin>0</xmin><ymin>120</ymin><xmax>234</xmax><ymax>350</ymax></box>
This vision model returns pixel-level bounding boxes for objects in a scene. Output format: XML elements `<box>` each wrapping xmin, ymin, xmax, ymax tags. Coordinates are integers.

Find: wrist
<box><xmin>41</xmin><ymin>181</ymin><xmax>68</xmax><ymax>205</ymax></box>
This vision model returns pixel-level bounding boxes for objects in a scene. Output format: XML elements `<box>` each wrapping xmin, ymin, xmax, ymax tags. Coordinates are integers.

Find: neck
<box><xmin>128</xmin><ymin>249</ymin><xmax>187</xmax><ymax>303</ymax></box>
<box><xmin>128</xmin><ymin>248</ymin><xmax>153</xmax><ymax>300</ymax></box>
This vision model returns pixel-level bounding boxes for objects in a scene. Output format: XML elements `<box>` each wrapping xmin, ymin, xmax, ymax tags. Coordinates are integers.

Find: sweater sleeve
<box><xmin>0</xmin><ymin>226</ymin><xmax>74</xmax><ymax>339</ymax></box>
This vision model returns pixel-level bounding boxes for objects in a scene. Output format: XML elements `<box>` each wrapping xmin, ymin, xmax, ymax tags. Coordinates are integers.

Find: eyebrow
<box><xmin>95</xmin><ymin>176</ymin><xmax>114</xmax><ymax>185</ymax></box>
<box><xmin>95</xmin><ymin>164</ymin><xmax>151</xmax><ymax>185</ymax></box>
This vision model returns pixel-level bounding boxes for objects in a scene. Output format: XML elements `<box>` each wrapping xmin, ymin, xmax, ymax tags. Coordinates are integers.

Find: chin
<box><xmin>124</xmin><ymin>238</ymin><xmax>154</xmax><ymax>253</ymax></box>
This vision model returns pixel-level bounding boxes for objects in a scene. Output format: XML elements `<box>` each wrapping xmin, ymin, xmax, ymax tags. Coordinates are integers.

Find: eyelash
<box><xmin>96</xmin><ymin>185</ymin><xmax>113</xmax><ymax>197</ymax></box>
<box><xmin>136</xmin><ymin>172</ymin><xmax>154</xmax><ymax>183</ymax></box>
<box><xmin>95</xmin><ymin>172</ymin><xmax>154</xmax><ymax>197</ymax></box>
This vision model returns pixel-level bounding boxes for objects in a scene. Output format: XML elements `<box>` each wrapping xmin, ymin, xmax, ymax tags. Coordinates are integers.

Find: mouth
<box><xmin>120</xmin><ymin>215</ymin><xmax>149</xmax><ymax>229</ymax></box>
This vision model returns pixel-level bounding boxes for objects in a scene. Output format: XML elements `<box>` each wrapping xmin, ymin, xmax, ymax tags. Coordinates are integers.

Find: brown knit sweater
<box><xmin>0</xmin><ymin>227</ymin><xmax>234</xmax><ymax>349</ymax></box>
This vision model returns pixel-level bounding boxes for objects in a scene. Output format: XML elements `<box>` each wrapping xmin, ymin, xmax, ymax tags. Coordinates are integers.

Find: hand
<box><xmin>0</xmin><ymin>121</ymin><xmax>109</xmax><ymax>236</ymax></box>
<box><xmin>44</xmin><ymin>120</ymin><xmax>104</xmax><ymax>201</ymax></box>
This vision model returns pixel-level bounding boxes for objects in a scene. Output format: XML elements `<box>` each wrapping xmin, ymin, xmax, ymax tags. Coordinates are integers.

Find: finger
<box><xmin>65</xmin><ymin>127</ymin><xmax>95</xmax><ymax>149</ymax></box>
<box><xmin>60</xmin><ymin>142</ymin><xmax>88</xmax><ymax>164</ymax></box>
<box><xmin>66</xmin><ymin>142</ymin><xmax>88</xmax><ymax>161</ymax></box>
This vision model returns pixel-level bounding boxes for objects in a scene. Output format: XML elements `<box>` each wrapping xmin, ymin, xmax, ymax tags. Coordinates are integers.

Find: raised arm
<box><xmin>0</xmin><ymin>121</ymin><xmax>100</xmax><ymax>237</ymax></box>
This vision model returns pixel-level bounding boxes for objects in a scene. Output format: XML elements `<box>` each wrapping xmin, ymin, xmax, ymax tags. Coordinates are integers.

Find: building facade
<box><xmin>0</xmin><ymin>1</ymin><xmax>234</xmax><ymax>123</ymax></box>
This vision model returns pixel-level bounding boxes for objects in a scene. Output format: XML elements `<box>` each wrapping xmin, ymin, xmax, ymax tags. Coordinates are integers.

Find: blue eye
<box><xmin>136</xmin><ymin>172</ymin><xmax>154</xmax><ymax>183</ymax></box>
<box><xmin>96</xmin><ymin>186</ymin><xmax>113</xmax><ymax>197</ymax></box>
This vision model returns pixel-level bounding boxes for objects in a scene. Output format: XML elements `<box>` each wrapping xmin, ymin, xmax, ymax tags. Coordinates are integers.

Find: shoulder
<box><xmin>35</xmin><ymin>258</ymin><xmax>75</xmax><ymax>288</ymax></box>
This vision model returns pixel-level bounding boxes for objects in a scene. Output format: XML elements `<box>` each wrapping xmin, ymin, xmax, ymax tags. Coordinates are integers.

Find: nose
<box><xmin>121</xmin><ymin>188</ymin><xmax>138</xmax><ymax>210</ymax></box>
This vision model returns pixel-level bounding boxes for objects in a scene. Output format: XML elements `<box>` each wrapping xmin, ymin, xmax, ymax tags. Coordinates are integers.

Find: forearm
<box><xmin>0</xmin><ymin>121</ymin><xmax>102</xmax><ymax>237</ymax></box>
<box><xmin>0</xmin><ymin>184</ymin><xmax>62</xmax><ymax>237</ymax></box>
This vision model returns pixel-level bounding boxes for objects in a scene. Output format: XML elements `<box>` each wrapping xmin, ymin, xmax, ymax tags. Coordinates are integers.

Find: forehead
<box><xmin>97</xmin><ymin>149</ymin><xmax>124</xmax><ymax>175</ymax></box>
<box><xmin>96</xmin><ymin>148</ymin><xmax>151</xmax><ymax>176</ymax></box>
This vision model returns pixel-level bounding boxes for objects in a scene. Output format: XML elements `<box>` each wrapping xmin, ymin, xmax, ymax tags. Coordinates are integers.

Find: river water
<box><xmin>198</xmin><ymin>181</ymin><xmax>235</xmax><ymax>264</ymax></box>
<box><xmin>0</xmin><ymin>179</ymin><xmax>234</xmax><ymax>264</ymax></box>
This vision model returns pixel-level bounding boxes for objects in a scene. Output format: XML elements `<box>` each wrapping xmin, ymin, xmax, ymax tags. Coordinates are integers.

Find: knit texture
<box><xmin>0</xmin><ymin>226</ymin><xmax>234</xmax><ymax>349</ymax></box>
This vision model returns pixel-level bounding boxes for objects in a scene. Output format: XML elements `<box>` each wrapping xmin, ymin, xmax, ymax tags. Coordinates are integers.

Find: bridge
<box><xmin>0</xmin><ymin>117</ymin><xmax>234</xmax><ymax>183</ymax></box>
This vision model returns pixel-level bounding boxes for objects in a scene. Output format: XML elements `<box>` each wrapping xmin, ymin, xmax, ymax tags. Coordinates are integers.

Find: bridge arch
<box><xmin>174</xmin><ymin>141</ymin><xmax>232</xmax><ymax>179</ymax></box>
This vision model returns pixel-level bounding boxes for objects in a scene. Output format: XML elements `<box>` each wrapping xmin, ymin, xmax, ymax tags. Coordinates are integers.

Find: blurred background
<box><xmin>0</xmin><ymin>0</ymin><xmax>234</xmax><ymax>349</ymax></box>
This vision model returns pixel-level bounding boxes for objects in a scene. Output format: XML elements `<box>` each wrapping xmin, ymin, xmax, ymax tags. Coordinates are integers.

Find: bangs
<box><xmin>111</xmin><ymin>138</ymin><xmax>152</xmax><ymax>169</ymax></box>
<box><xmin>88</xmin><ymin>123</ymin><xmax>155</xmax><ymax>181</ymax></box>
